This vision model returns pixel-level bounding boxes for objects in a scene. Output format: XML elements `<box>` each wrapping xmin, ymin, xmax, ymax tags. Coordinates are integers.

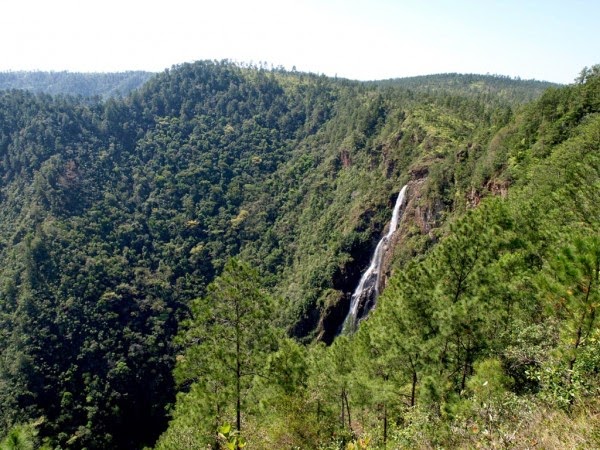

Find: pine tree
<box><xmin>540</xmin><ymin>235</ymin><xmax>600</xmax><ymax>406</ymax></box>
<box><xmin>166</xmin><ymin>258</ymin><xmax>277</xmax><ymax>447</ymax></box>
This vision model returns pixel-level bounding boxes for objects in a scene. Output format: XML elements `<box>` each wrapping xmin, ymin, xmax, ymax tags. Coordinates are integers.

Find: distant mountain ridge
<box><xmin>370</xmin><ymin>72</ymin><xmax>559</xmax><ymax>104</ymax></box>
<box><xmin>0</xmin><ymin>70</ymin><xmax>155</xmax><ymax>98</ymax></box>
<box><xmin>0</xmin><ymin>69</ymin><xmax>558</xmax><ymax>103</ymax></box>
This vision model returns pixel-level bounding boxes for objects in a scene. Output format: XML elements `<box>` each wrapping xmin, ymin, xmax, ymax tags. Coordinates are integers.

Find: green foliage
<box><xmin>0</xmin><ymin>419</ymin><xmax>50</xmax><ymax>450</ymax></box>
<box><xmin>230</xmin><ymin>69</ymin><xmax>600</xmax><ymax>448</ymax></box>
<box><xmin>0</xmin><ymin>425</ymin><xmax>35</xmax><ymax>450</ymax></box>
<box><xmin>0</xmin><ymin>61</ymin><xmax>339</xmax><ymax>448</ymax></box>
<box><xmin>334</xmin><ymin>69</ymin><xmax>600</xmax><ymax>448</ymax></box>
<box><xmin>217</xmin><ymin>423</ymin><xmax>246</xmax><ymax>450</ymax></box>
<box><xmin>0</xmin><ymin>59</ymin><xmax>599</xmax><ymax>449</ymax></box>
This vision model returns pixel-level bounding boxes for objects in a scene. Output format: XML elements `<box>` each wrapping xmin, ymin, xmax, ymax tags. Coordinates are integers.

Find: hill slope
<box><xmin>0</xmin><ymin>61</ymin><xmax>597</xmax><ymax>449</ymax></box>
<box><xmin>159</xmin><ymin>66</ymin><xmax>600</xmax><ymax>449</ymax></box>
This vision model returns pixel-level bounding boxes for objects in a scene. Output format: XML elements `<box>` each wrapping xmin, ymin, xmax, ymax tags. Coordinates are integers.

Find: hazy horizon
<box><xmin>1</xmin><ymin>0</ymin><xmax>597</xmax><ymax>84</ymax></box>
<box><xmin>0</xmin><ymin>64</ymin><xmax>567</xmax><ymax>85</ymax></box>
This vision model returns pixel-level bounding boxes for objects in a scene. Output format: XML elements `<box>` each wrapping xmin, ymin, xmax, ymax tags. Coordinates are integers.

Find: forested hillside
<box><xmin>0</xmin><ymin>61</ymin><xmax>598</xmax><ymax>449</ymax></box>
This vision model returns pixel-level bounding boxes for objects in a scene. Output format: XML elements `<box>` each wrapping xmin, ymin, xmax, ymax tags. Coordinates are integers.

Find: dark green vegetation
<box><xmin>0</xmin><ymin>71</ymin><xmax>153</xmax><ymax>98</ymax></box>
<box><xmin>0</xmin><ymin>61</ymin><xmax>598</xmax><ymax>449</ymax></box>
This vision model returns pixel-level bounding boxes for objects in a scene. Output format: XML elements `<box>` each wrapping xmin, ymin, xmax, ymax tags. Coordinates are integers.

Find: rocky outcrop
<box><xmin>467</xmin><ymin>179</ymin><xmax>510</xmax><ymax>208</ymax></box>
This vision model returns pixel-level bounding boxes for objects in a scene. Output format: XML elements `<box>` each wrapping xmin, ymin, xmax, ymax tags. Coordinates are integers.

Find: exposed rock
<box><xmin>467</xmin><ymin>179</ymin><xmax>509</xmax><ymax>208</ymax></box>
<box><xmin>487</xmin><ymin>179</ymin><xmax>509</xmax><ymax>197</ymax></box>
<box><xmin>409</xmin><ymin>164</ymin><xmax>429</xmax><ymax>179</ymax></box>
<box><xmin>467</xmin><ymin>186</ymin><xmax>482</xmax><ymax>208</ymax></box>
<box><xmin>340</xmin><ymin>149</ymin><xmax>351</xmax><ymax>168</ymax></box>
<box><xmin>378</xmin><ymin>178</ymin><xmax>442</xmax><ymax>290</ymax></box>
<box><xmin>316</xmin><ymin>174</ymin><xmax>444</xmax><ymax>342</ymax></box>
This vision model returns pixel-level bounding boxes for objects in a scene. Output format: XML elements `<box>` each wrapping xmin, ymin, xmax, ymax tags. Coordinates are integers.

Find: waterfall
<box><xmin>341</xmin><ymin>185</ymin><xmax>408</xmax><ymax>334</ymax></box>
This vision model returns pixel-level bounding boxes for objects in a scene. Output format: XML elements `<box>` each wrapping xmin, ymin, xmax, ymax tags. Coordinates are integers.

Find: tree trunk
<box><xmin>341</xmin><ymin>389</ymin><xmax>352</xmax><ymax>431</ymax></box>
<box><xmin>411</xmin><ymin>368</ymin><xmax>418</xmax><ymax>407</ymax></box>
<box><xmin>567</xmin><ymin>279</ymin><xmax>593</xmax><ymax>408</ymax></box>
<box><xmin>340</xmin><ymin>390</ymin><xmax>345</xmax><ymax>428</ymax></box>
<box><xmin>236</xmin><ymin>301</ymin><xmax>242</xmax><ymax>432</ymax></box>
<box><xmin>383</xmin><ymin>403</ymin><xmax>387</xmax><ymax>449</ymax></box>
<box><xmin>461</xmin><ymin>338</ymin><xmax>472</xmax><ymax>393</ymax></box>
<box><xmin>345</xmin><ymin>390</ymin><xmax>352</xmax><ymax>431</ymax></box>
<box><xmin>408</xmin><ymin>354</ymin><xmax>418</xmax><ymax>407</ymax></box>
<box><xmin>236</xmin><ymin>342</ymin><xmax>241</xmax><ymax>431</ymax></box>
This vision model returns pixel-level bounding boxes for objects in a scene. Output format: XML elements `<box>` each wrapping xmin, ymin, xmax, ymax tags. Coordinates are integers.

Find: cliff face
<box><xmin>379</xmin><ymin>176</ymin><xmax>444</xmax><ymax>296</ymax></box>
<box><xmin>315</xmin><ymin>173</ymin><xmax>444</xmax><ymax>342</ymax></box>
<box><xmin>399</xmin><ymin>177</ymin><xmax>441</xmax><ymax>236</ymax></box>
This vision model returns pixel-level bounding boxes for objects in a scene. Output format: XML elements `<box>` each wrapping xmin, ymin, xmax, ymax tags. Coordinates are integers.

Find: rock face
<box><xmin>378</xmin><ymin>177</ymin><xmax>442</xmax><ymax>293</ymax></box>
<box><xmin>467</xmin><ymin>180</ymin><xmax>508</xmax><ymax>208</ymax></box>
<box><xmin>315</xmin><ymin>174</ymin><xmax>443</xmax><ymax>342</ymax></box>
<box><xmin>401</xmin><ymin>178</ymin><xmax>441</xmax><ymax>236</ymax></box>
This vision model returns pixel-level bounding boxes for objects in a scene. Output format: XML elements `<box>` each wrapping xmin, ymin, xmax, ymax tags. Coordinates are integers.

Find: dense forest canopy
<box><xmin>0</xmin><ymin>61</ymin><xmax>598</xmax><ymax>449</ymax></box>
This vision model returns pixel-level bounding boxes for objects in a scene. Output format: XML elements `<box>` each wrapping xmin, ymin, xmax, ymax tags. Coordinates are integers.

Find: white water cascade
<box><xmin>341</xmin><ymin>185</ymin><xmax>408</xmax><ymax>334</ymax></box>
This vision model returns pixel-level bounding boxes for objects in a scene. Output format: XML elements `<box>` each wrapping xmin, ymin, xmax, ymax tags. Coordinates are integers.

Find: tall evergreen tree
<box><xmin>161</xmin><ymin>258</ymin><xmax>277</xmax><ymax>448</ymax></box>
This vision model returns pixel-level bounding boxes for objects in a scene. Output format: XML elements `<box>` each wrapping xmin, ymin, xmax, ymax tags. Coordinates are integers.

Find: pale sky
<box><xmin>0</xmin><ymin>0</ymin><xmax>597</xmax><ymax>83</ymax></box>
